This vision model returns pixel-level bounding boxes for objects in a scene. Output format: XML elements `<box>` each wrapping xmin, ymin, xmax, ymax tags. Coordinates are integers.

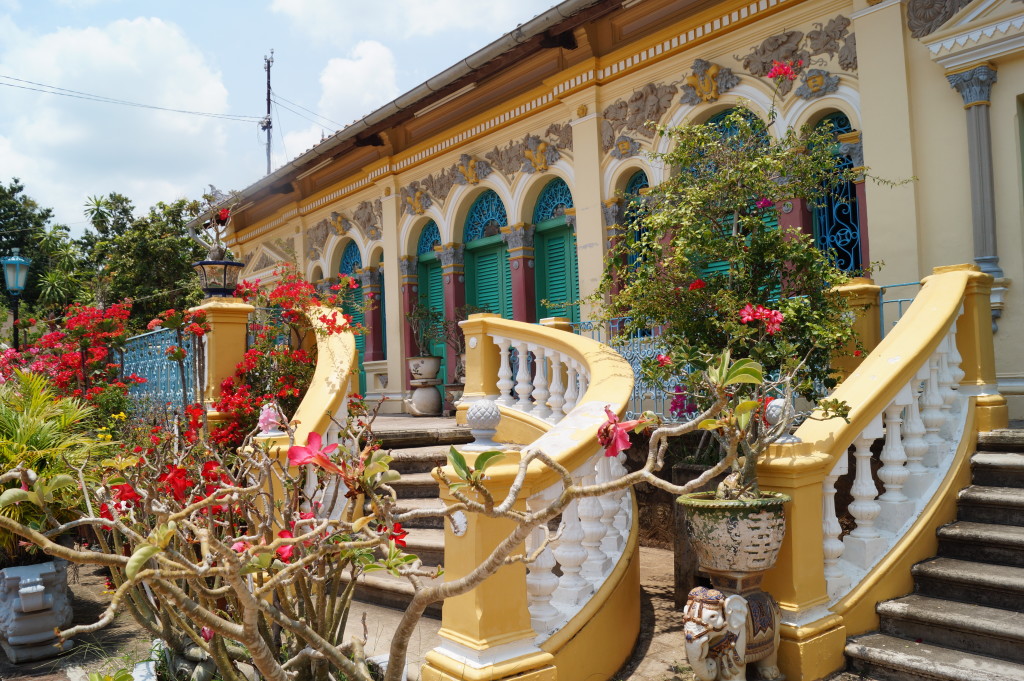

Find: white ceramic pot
<box><xmin>407</xmin><ymin>356</ymin><xmax>442</xmax><ymax>380</ymax></box>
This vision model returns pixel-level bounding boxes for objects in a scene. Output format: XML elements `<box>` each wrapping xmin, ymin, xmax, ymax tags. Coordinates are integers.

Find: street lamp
<box><xmin>1</xmin><ymin>248</ymin><xmax>31</xmax><ymax>351</ymax></box>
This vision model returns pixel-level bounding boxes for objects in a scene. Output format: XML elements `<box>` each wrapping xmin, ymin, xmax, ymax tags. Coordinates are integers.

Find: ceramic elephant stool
<box><xmin>682</xmin><ymin>586</ymin><xmax>784</xmax><ymax>681</ymax></box>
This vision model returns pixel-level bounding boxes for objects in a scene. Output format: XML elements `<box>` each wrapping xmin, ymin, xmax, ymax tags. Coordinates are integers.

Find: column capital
<box><xmin>356</xmin><ymin>266</ymin><xmax>381</xmax><ymax>289</ymax></box>
<box><xmin>946</xmin><ymin>63</ymin><xmax>997</xmax><ymax>109</ymax></box>
<box><xmin>436</xmin><ymin>242</ymin><xmax>465</xmax><ymax>268</ymax></box>
<box><xmin>501</xmin><ymin>223</ymin><xmax>535</xmax><ymax>251</ymax></box>
<box><xmin>836</xmin><ymin>130</ymin><xmax>865</xmax><ymax>179</ymax></box>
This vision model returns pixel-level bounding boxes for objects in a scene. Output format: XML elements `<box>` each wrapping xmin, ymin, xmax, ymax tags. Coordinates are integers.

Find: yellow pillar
<box><xmin>759</xmin><ymin>445</ymin><xmax>847</xmax><ymax>681</ymax></box>
<box><xmin>932</xmin><ymin>264</ymin><xmax>1008</xmax><ymax>430</ymax></box>
<box><xmin>833</xmin><ymin>277</ymin><xmax>881</xmax><ymax>379</ymax></box>
<box><xmin>564</xmin><ymin>89</ymin><xmax>605</xmax><ymax>322</ymax></box>
<box><xmin>191</xmin><ymin>297</ymin><xmax>254</xmax><ymax>411</ymax></box>
<box><xmin>459</xmin><ymin>314</ymin><xmax>501</xmax><ymax>403</ymax></box>
<box><xmin>422</xmin><ymin>479</ymin><xmax>555</xmax><ymax>681</ymax></box>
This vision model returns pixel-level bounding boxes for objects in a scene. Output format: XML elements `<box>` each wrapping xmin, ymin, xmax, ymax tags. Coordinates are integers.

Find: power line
<box><xmin>0</xmin><ymin>74</ymin><xmax>264</xmax><ymax>122</ymax></box>
<box><xmin>270</xmin><ymin>90</ymin><xmax>344</xmax><ymax>129</ymax></box>
<box><xmin>271</xmin><ymin>97</ymin><xmax>334</xmax><ymax>131</ymax></box>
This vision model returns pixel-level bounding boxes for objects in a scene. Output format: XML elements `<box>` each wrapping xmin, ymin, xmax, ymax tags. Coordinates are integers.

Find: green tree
<box><xmin>0</xmin><ymin>179</ymin><xmax>62</xmax><ymax>308</ymax></box>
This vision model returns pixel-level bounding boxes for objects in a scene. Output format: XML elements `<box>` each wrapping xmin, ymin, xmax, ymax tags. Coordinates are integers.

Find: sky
<box><xmin>0</xmin><ymin>0</ymin><xmax>558</xmax><ymax>236</ymax></box>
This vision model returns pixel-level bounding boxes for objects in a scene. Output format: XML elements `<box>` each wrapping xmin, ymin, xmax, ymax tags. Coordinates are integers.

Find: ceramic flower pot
<box><xmin>676</xmin><ymin>491</ymin><xmax>790</xmax><ymax>577</ymax></box>
<box><xmin>407</xmin><ymin>356</ymin><xmax>442</xmax><ymax>381</ymax></box>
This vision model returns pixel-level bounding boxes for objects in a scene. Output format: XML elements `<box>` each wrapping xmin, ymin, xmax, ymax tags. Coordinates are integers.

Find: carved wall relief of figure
<box><xmin>353</xmin><ymin>199</ymin><xmax>383</xmax><ymax>240</ymax></box>
<box><xmin>680</xmin><ymin>59</ymin><xmax>741</xmax><ymax>105</ymax></box>
<box><xmin>906</xmin><ymin>0</ymin><xmax>972</xmax><ymax>38</ymax></box>
<box><xmin>795</xmin><ymin>69</ymin><xmax>840</xmax><ymax>100</ymax></box>
<box><xmin>601</xmin><ymin>83</ymin><xmax>677</xmax><ymax>153</ymax></box>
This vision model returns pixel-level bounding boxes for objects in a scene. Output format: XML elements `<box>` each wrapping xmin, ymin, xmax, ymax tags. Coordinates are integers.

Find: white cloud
<box><xmin>318</xmin><ymin>41</ymin><xmax>399</xmax><ymax>124</ymax></box>
<box><xmin>0</xmin><ymin>17</ymin><xmax>234</xmax><ymax>233</ymax></box>
<box><xmin>269</xmin><ymin>0</ymin><xmax>554</xmax><ymax>43</ymax></box>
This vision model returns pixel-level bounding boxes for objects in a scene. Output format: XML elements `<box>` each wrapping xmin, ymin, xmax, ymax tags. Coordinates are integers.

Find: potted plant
<box><xmin>404</xmin><ymin>302</ymin><xmax>444</xmax><ymax>381</ymax></box>
<box><xmin>597</xmin><ymin>101</ymin><xmax>859</xmax><ymax>673</ymax></box>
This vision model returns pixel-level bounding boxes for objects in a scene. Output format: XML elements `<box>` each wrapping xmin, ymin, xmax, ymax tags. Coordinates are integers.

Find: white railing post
<box><xmin>546</xmin><ymin>352</ymin><xmax>566</xmax><ymax>425</ymax></box>
<box><xmin>494</xmin><ymin>336</ymin><xmax>515</xmax><ymax>406</ymax></box>
<box><xmin>902</xmin><ymin>367</ymin><xmax>931</xmax><ymax>498</ymax></box>
<box><xmin>920</xmin><ymin>355</ymin><xmax>945</xmax><ymax>467</ymax></box>
<box><xmin>526</xmin><ymin>484</ymin><xmax>562</xmax><ymax>636</ymax></box>
<box><xmin>529</xmin><ymin>344</ymin><xmax>551</xmax><ymax>420</ymax></box>
<box><xmin>514</xmin><ymin>340</ymin><xmax>533</xmax><ymax>411</ymax></box>
<box><xmin>843</xmin><ymin>414</ymin><xmax>886</xmax><ymax>569</ymax></box>
<box><xmin>877</xmin><ymin>386</ymin><xmax>915</xmax><ymax>532</ymax></box>
<box><xmin>823</xmin><ymin>454</ymin><xmax>851</xmax><ymax>600</ymax></box>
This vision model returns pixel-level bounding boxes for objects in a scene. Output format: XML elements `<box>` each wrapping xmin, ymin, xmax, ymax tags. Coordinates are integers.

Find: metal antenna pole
<box><xmin>262</xmin><ymin>49</ymin><xmax>274</xmax><ymax>175</ymax></box>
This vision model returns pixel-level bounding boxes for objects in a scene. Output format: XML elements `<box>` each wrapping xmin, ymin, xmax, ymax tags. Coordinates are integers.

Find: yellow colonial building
<box><xmin>200</xmin><ymin>1</ymin><xmax>1024</xmax><ymax>679</ymax></box>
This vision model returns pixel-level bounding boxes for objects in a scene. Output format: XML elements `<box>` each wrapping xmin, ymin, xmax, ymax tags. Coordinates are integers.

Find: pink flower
<box><xmin>656</xmin><ymin>354</ymin><xmax>672</xmax><ymax>367</ymax></box>
<box><xmin>200</xmin><ymin>627</ymin><xmax>214</xmax><ymax>642</ymax></box>
<box><xmin>738</xmin><ymin>304</ymin><xmax>784</xmax><ymax>335</ymax></box>
<box><xmin>597</xmin><ymin>406</ymin><xmax>647</xmax><ymax>458</ymax></box>
<box><xmin>258</xmin><ymin>403</ymin><xmax>282</xmax><ymax>433</ymax></box>
<box><xmin>276</xmin><ymin>530</ymin><xmax>295</xmax><ymax>562</ymax></box>
<box><xmin>739</xmin><ymin>304</ymin><xmax>759</xmax><ymax>324</ymax></box>
<box><xmin>288</xmin><ymin>431</ymin><xmax>342</xmax><ymax>474</ymax></box>
<box><xmin>766</xmin><ymin>59</ymin><xmax>799</xmax><ymax>81</ymax></box>
<box><xmin>688</xmin><ymin>279</ymin><xmax>706</xmax><ymax>291</ymax></box>
<box><xmin>669</xmin><ymin>387</ymin><xmax>696</xmax><ymax>418</ymax></box>
<box><xmin>756</xmin><ymin>197</ymin><xmax>773</xmax><ymax>209</ymax></box>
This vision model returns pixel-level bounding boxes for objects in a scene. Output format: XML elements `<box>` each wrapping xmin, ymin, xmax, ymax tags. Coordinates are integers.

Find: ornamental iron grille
<box><xmin>533</xmin><ymin>178</ymin><xmax>574</xmax><ymax>224</ymax></box>
<box><xmin>463</xmin><ymin>190</ymin><xmax>508</xmax><ymax>242</ymax></box>
<box><xmin>122</xmin><ymin>328</ymin><xmax>197</xmax><ymax>411</ymax></box>
<box><xmin>339</xmin><ymin>242</ymin><xmax>363</xmax><ymax>276</ymax></box>
<box><xmin>339</xmin><ymin>242</ymin><xmax>366</xmax><ymax>392</ymax></box>
<box><xmin>417</xmin><ymin>221</ymin><xmax>442</xmax><ymax>255</ymax></box>
<box><xmin>812</xmin><ymin>112</ymin><xmax>861</xmax><ymax>272</ymax></box>
<box><xmin>623</xmin><ymin>171</ymin><xmax>650</xmax><ymax>271</ymax></box>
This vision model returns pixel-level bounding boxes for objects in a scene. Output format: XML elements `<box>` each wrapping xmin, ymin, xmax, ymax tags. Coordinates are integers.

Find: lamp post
<box><xmin>1</xmin><ymin>248</ymin><xmax>31</xmax><ymax>351</ymax></box>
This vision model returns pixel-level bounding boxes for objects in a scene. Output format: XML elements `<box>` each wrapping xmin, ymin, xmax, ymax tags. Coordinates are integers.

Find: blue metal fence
<box><xmin>122</xmin><ymin>328</ymin><xmax>197</xmax><ymax>410</ymax></box>
<box><xmin>879</xmin><ymin>281</ymin><xmax>921</xmax><ymax>337</ymax></box>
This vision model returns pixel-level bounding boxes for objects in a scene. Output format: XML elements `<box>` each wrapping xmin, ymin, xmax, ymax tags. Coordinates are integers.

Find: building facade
<box><xmin>219</xmin><ymin>0</ymin><xmax>1024</xmax><ymax>416</ymax></box>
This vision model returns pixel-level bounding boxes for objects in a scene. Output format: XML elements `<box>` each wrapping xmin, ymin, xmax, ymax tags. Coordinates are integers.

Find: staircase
<box><xmin>845</xmin><ymin>429</ymin><xmax>1024</xmax><ymax>680</ymax></box>
<box><xmin>349</xmin><ymin>417</ymin><xmax>472</xmax><ymax>618</ymax></box>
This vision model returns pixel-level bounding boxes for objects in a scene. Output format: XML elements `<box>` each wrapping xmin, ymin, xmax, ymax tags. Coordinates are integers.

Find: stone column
<box><xmin>192</xmin><ymin>297</ymin><xmax>254</xmax><ymax>413</ymax></box>
<box><xmin>358</xmin><ymin>266</ymin><xmax>384</xmax><ymax>362</ymax></box>
<box><xmin>946</xmin><ymin>63</ymin><xmax>1007</xmax><ymax>325</ymax></box>
<box><xmin>501</xmin><ymin>223</ymin><xmax>537</xmax><ymax>323</ymax></box>
<box><xmin>777</xmin><ymin>197</ymin><xmax>813</xmax><ymax>239</ymax></box>
<box><xmin>437</xmin><ymin>242</ymin><xmax>466</xmax><ymax>383</ymax></box>
<box><xmin>568</xmin><ymin>102</ymin><xmax>606</xmax><ymax>321</ymax></box>
<box><xmin>399</xmin><ymin>256</ymin><xmax>418</xmax><ymax>390</ymax></box>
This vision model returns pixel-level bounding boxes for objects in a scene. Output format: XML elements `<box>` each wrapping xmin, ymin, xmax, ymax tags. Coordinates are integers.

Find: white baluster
<box><xmin>823</xmin><ymin>454</ymin><xmax>850</xmax><ymax>600</ymax></box>
<box><xmin>843</xmin><ymin>415</ymin><xmax>887</xmax><ymax>569</ymax></box>
<box><xmin>546</xmin><ymin>352</ymin><xmax>566</xmax><ymax>425</ymax></box>
<box><xmin>597</xmin><ymin>455</ymin><xmax>623</xmax><ymax>563</ymax></box>
<box><xmin>948</xmin><ymin>317</ymin><xmax>965</xmax><ymax>387</ymax></box>
<box><xmin>577</xmin><ymin>369</ymin><xmax>590</xmax><ymax>401</ymax></box>
<box><xmin>878</xmin><ymin>386</ymin><xmax>917</xmax><ymax>532</ymax></box>
<box><xmin>514</xmin><ymin>340</ymin><xmax>533</xmax><ymax>412</ymax></box>
<box><xmin>920</xmin><ymin>355</ymin><xmax>945</xmax><ymax>467</ymax></box>
<box><xmin>902</xmin><ymin>367</ymin><xmax>930</xmax><ymax>498</ymax></box>
<box><xmin>530</xmin><ymin>345</ymin><xmax>551</xmax><ymax>420</ymax></box>
<box><xmin>493</xmin><ymin>336</ymin><xmax>514</xmax><ymax>406</ymax></box>
<box><xmin>551</xmin><ymin>495</ymin><xmax>592</xmax><ymax>607</ymax></box>
<box><xmin>562</xmin><ymin>360</ymin><xmax>579</xmax><ymax>416</ymax></box>
<box><xmin>579</xmin><ymin>462</ymin><xmax>610</xmax><ymax>581</ymax></box>
<box><xmin>938</xmin><ymin>334</ymin><xmax>957</xmax><ymax>414</ymax></box>
<box><xmin>526</xmin><ymin>485</ymin><xmax>562</xmax><ymax>635</ymax></box>
<box><xmin>611</xmin><ymin>453</ymin><xmax>631</xmax><ymax>544</ymax></box>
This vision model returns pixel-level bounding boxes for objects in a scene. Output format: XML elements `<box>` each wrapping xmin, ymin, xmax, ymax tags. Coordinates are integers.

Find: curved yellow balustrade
<box><xmin>758</xmin><ymin>264</ymin><xmax>1006</xmax><ymax>681</ymax></box>
<box><xmin>422</xmin><ymin>314</ymin><xmax>639</xmax><ymax>681</ymax></box>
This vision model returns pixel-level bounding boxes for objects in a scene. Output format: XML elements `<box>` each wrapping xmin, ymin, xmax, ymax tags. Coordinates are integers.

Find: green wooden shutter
<box><xmin>470</xmin><ymin>244</ymin><xmax>512</xmax><ymax>319</ymax></box>
<box><xmin>342</xmin><ymin>289</ymin><xmax>366</xmax><ymax>393</ymax></box>
<box><xmin>537</xmin><ymin>229</ymin><xmax>578</xmax><ymax>321</ymax></box>
<box><xmin>418</xmin><ymin>258</ymin><xmax>447</xmax><ymax>384</ymax></box>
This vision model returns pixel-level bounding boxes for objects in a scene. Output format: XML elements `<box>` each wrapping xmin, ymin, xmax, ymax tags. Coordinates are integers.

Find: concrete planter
<box><xmin>0</xmin><ymin>559</ymin><xmax>74</xmax><ymax>662</ymax></box>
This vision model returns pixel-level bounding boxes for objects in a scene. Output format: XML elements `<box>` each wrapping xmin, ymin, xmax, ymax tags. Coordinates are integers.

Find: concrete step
<box><xmin>390</xmin><ymin>471</ymin><xmax>442</xmax><ymax>499</ymax></box>
<box><xmin>972</xmin><ymin>452</ymin><xmax>1024</xmax><ymax>489</ymax></box>
<box><xmin>372</xmin><ymin>420</ymin><xmax>473</xmax><ymax>450</ymax></box>
<box><xmin>878</xmin><ymin>594</ymin><xmax>1024</xmax><ymax>663</ymax></box>
<box><xmin>349</xmin><ymin>570</ymin><xmax>444</xmax><ymax>619</ymax></box>
<box><xmin>846</xmin><ymin>632</ymin><xmax>1024</xmax><ymax>681</ymax></box>
<box><xmin>390</xmin><ymin>445</ymin><xmax>451</xmax><ymax>475</ymax></box>
<box><xmin>976</xmin><ymin>430</ymin><xmax>1024</xmax><ymax>453</ymax></box>
<box><xmin>403</xmin><ymin>527</ymin><xmax>445</xmax><ymax>566</ymax></box>
<box><xmin>957</xmin><ymin>486</ymin><xmax>1024</xmax><ymax>526</ymax></box>
<box><xmin>395</xmin><ymin>497</ymin><xmax>448</xmax><ymax>530</ymax></box>
<box><xmin>912</xmin><ymin>557</ymin><xmax>1024</xmax><ymax>611</ymax></box>
<box><xmin>938</xmin><ymin>521</ymin><xmax>1024</xmax><ymax>567</ymax></box>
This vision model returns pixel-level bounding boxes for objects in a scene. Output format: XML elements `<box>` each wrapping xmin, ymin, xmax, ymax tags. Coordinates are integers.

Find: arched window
<box><xmin>416</xmin><ymin>221</ymin><xmax>445</xmax><ymax>377</ymax></box>
<box><xmin>532</xmin><ymin>178</ymin><xmax>579</xmax><ymax>322</ymax></box>
<box><xmin>464</xmin><ymin>191</ymin><xmax>512</xmax><ymax>319</ymax></box>
<box><xmin>339</xmin><ymin>242</ymin><xmax>366</xmax><ymax>392</ymax></box>
<box><xmin>812</xmin><ymin>112</ymin><xmax>862</xmax><ymax>272</ymax></box>
<box><xmin>622</xmin><ymin>170</ymin><xmax>650</xmax><ymax>271</ymax></box>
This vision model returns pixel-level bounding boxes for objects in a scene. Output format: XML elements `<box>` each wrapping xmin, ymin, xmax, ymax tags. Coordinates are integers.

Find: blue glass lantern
<box><xmin>1</xmin><ymin>248</ymin><xmax>31</xmax><ymax>295</ymax></box>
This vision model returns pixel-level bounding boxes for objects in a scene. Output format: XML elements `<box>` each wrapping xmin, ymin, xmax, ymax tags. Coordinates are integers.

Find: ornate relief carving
<box><xmin>947</xmin><ymin>64</ymin><xmax>998</xmax><ymax>106</ymax></box>
<box><xmin>421</xmin><ymin>167</ymin><xmax>459</xmax><ymax>204</ymax></box>
<box><xmin>680</xmin><ymin>59</ymin><xmax>740</xmax><ymax>105</ymax></box>
<box><xmin>253</xmin><ymin>252</ymin><xmax>278</xmax><ymax>271</ymax></box>
<box><xmin>522</xmin><ymin>134</ymin><xmax>560</xmax><ymax>174</ymax></box>
<box><xmin>399</xmin><ymin>257</ymin><xmax>417</xmax><ymax>277</ymax></box>
<box><xmin>806</xmin><ymin>15</ymin><xmax>851</xmax><ymax>60</ymax></box>
<box><xmin>545</xmin><ymin>122</ymin><xmax>573</xmax><ymax>151</ymax></box>
<box><xmin>501</xmin><ymin>224</ymin><xmax>535</xmax><ymax>250</ymax></box>
<box><xmin>400</xmin><ymin>181</ymin><xmax>432</xmax><ymax>216</ymax></box>
<box><xmin>610</xmin><ymin>136</ymin><xmax>641</xmax><ymax>159</ymax></box>
<box><xmin>353</xmin><ymin>199</ymin><xmax>383</xmax><ymax>240</ymax></box>
<box><xmin>305</xmin><ymin>219</ymin><xmax>335</xmax><ymax>261</ymax></box>
<box><xmin>273</xmin><ymin>237</ymin><xmax>295</xmax><ymax>258</ymax></box>
<box><xmin>838</xmin><ymin>33</ymin><xmax>858</xmax><ymax>72</ymax></box>
<box><xmin>357</xmin><ymin>267</ymin><xmax>382</xmax><ymax>288</ymax></box>
<box><xmin>438</xmin><ymin>243</ymin><xmax>465</xmax><ymax>267</ymax></box>
<box><xmin>601</xmin><ymin>82</ymin><xmax>678</xmax><ymax>152</ymax></box>
<box><xmin>455</xmin><ymin>154</ymin><xmax>492</xmax><ymax>185</ymax></box>
<box><xmin>795</xmin><ymin>69</ymin><xmax>840</xmax><ymax>100</ymax></box>
<box><xmin>485</xmin><ymin>140</ymin><xmax>524</xmax><ymax>177</ymax></box>
<box><xmin>738</xmin><ymin>30</ymin><xmax>807</xmax><ymax>95</ymax></box>
<box><xmin>907</xmin><ymin>0</ymin><xmax>972</xmax><ymax>39</ymax></box>
<box><xmin>838</xmin><ymin>137</ymin><xmax>864</xmax><ymax>169</ymax></box>
<box><xmin>329</xmin><ymin>211</ymin><xmax>351</xmax><ymax>235</ymax></box>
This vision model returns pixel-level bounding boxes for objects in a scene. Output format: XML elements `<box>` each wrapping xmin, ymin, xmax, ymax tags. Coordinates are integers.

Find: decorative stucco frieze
<box><xmin>838</xmin><ymin>33</ymin><xmax>858</xmax><ymax>72</ymax></box>
<box><xmin>305</xmin><ymin>219</ymin><xmax>338</xmax><ymax>261</ymax></box>
<box><xmin>610</xmin><ymin>136</ymin><xmax>641</xmax><ymax>159</ymax></box>
<box><xmin>400</xmin><ymin>181</ymin><xmax>432</xmax><ymax>216</ymax></box>
<box><xmin>907</xmin><ymin>0</ymin><xmax>973</xmax><ymax>39</ymax></box>
<box><xmin>455</xmin><ymin>154</ymin><xmax>493</xmax><ymax>185</ymax></box>
<box><xmin>947</xmin><ymin>64</ymin><xmax>998</xmax><ymax>106</ymax></box>
<box><xmin>253</xmin><ymin>252</ymin><xmax>278</xmax><ymax>271</ymax></box>
<box><xmin>838</xmin><ymin>137</ymin><xmax>864</xmax><ymax>170</ymax></box>
<box><xmin>738</xmin><ymin>31</ymin><xmax>807</xmax><ymax>95</ymax></box>
<box><xmin>522</xmin><ymin>134</ymin><xmax>560</xmax><ymax>174</ymax></box>
<box><xmin>485</xmin><ymin>125</ymin><xmax>572</xmax><ymax>179</ymax></box>
<box><xmin>806</xmin><ymin>16</ymin><xmax>851</xmax><ymax>60</ymax></box>
<box><xmin>399</xmin><ymin>257</ymin><xmax>417</xmax><ymax>277</ymax></box>
<box><xmin>601</xmin><ymin>82</ymin><xmax>678</xmax><ymax>153</ymax></box>
<box><xmin>438</xmin><ymin>243</ymin><xmax>466</xmax><ymax>267</ymax></box>
<box><xmin>329</xmin><ymin>211</ymin><xmax>352</xmax><ymax>235</ymax></box>
<box><xmin>545</xmin><ymin>123</ymin><xmax>573</xmax><ymax>152</ymax></box>
<box><xmin>795</xmin><ymin>69</ymin><xmax>841</xmax><ymax>100</ymax></box>
<box><xmin>679</xmin><ymin>59</ymin><xmax>740</xmax><ymax>105</ymax></box>
<box><xmin>353</xmin><ymin>199</ymin><xmax>383</xmax><ymax>240</ymax></box>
